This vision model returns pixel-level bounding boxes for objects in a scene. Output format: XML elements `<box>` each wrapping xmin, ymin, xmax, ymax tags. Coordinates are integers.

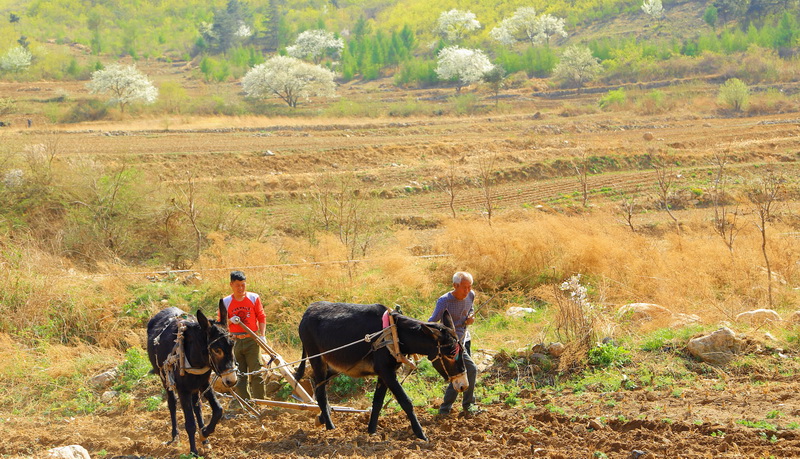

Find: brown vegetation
<box><xmin>1</xmin><ymin>63</ymin><xmax>799</xmax><ymax>457</ymax></box>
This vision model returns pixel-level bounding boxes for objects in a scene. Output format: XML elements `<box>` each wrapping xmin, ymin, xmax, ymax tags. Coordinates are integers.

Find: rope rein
<box><xmin>236</xmin><ymin>327</ymin><xmax>391</xmax><ymax>378</ymax></box>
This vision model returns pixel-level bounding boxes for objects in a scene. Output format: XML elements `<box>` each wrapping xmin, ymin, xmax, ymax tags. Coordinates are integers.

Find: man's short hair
<box><xmin>230</xmin><ymin>270</ymin><xmax>246</xmax><ymax>282</ymax></box>
<box><xmin>453</xmin><ymin>271</ymin><xmax>473</xmax><ymax>285</ymax></box>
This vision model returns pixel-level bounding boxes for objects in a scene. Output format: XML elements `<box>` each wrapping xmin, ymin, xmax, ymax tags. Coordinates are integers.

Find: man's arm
<box><xmin>429</xmin><ymin>297</ymin><xmax>446</xmax><ymax>323</ymax></box>
<box><xmin>465</xmin><ymin>292</ymin><xmax>476</xmax><ymax>324</ymax></box>
<box><xmin>257</xmin><ymin>321</ymin><xmax>266</xmax><ymax>338</ymax></box>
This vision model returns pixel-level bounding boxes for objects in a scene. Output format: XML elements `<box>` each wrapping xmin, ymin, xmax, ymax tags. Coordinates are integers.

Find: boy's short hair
<box><xmin>230</xmin><ymin>270</ymin><xmax>246</xmax><ymax>282</ymax></box>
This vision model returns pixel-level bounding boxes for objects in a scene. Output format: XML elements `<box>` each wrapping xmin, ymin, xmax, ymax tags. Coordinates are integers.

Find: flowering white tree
<box><xmin>87</xmin><ymin>64</ymin><xmax>158</xmax><ymax>113</ymax></box>
<box><xmin>434</xmin><ymin>9</ymin><xmax>481</xmax><ymax>42</ymax></box>
<box><xmin>552</xmin><ymin>45</ymin><xmax>602</xmax><ymax>88</ymax></box>
<box><xmin>490</xmin><ymin>7</ymin><xmax>567</xmax><ymax>47</ymax></box>
<box><xmin>286</xmin><ymin>30</ymin><xmax>344</xmax><ymax>64</ymax></box>
<box><xmin>0</xmin><ymin>46</ymin><xmax>33</xmax><ymax>72</ymax></box>
<box><xmin>242</xmin><ymin>56</ymin><xmax>336</xmax><ymax>108</ymax></box>
<box><xmin>641</xmin><ymin>0</ymin><xmax>664</xmax><ymax>20</ymax></box>
<box><xmin>435</xmin><ymin>46</ymin><xmax>494</xmax><ymax>93</ymax></box>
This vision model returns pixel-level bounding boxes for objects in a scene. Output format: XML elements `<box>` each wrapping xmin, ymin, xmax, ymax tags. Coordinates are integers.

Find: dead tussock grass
<box><xmin>369</xmin><ymin>247</ymin><xmax>435</xmax><ymax>299</ymax></box>
<box><xmin>200</xmin><ymin>232</ymin><xmax>282</xmax><ymax>270</ymax></box>
<box><xmin>41</xmin><ymin>343</ymin><xmax>121</xmax><ymax>379</ymax></box>
<box><xmin>0</xmin><ymin>334</ymin><xmax>121</xmax><ymax>415</ymax></box>
<box><xmin>431</xmin><ymin>211</ymin><xmax>800</xmax><ymax>325</ymax></box>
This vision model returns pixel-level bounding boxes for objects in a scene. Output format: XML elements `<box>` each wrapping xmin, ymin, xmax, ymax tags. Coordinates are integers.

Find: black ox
<box><xmin>146</xmin><ymin>305</ymin><xmax>237</xmax><ymax>456</ymax></box>
<box><xmin>294</xmin><ymin>301</ymin><xmax>468</xmax><ymax>441</ymax></box>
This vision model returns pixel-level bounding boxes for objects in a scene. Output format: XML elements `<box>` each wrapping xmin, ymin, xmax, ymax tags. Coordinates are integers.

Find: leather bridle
<box><xmin>206</xmin><ymin>332</ymin><xmax>237</xmax><ymax>379</ymax></box>
<box><xmin>429</xmin><ymin>339</ymin><xmax>465</xmax><ymax>383</ymax></box>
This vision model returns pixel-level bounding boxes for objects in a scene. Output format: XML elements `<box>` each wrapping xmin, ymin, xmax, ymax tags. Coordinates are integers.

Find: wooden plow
<box><xmin>227</xmin><ymin>316</ymin><xmax>367</xmax><ymax>416</ymax></box>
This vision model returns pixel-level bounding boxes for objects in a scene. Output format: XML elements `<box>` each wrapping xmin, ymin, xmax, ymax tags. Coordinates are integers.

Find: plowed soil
<box><xmin>3</xmin><ymin>73</ymin><xmax>800</xmax><ymax>458</ymax></box>
<box><xmin>3</xmin><ymin>77</ymin><xmax>799</xmax><ymax>225</ymax></box>
<box><xmin>5</xmin><ymin>372</ymin><xmax>800</xmax><ymax>458</ymax></box>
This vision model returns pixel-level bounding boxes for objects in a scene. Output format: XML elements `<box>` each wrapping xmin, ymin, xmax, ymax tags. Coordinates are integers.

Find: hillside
<box><xmin>1</xmin><ymin>1</ymin><xmax>800</xmax><ymax>458</ymax></box>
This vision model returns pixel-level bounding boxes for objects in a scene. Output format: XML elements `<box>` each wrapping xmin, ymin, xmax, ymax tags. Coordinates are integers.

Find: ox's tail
<box><xmin>293</xmin><ymin>347</ymin><xmax>307</xmax><ymax>382</ymax></box>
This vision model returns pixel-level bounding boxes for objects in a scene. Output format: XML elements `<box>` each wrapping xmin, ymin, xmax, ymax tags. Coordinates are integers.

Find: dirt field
<box><xmin>2</xmin><ymin>72</ymin><xmax>800</xmax><ymax>458</ymax></box>
<box><xmin>5</xmin><ymin>362</ymin><xmax>800</xmax><ymax>458</ymax></box>
<box><xmin>3</xmin><ymin>78</ymin><xmax>799</xmax><ymax>226</ymax></box>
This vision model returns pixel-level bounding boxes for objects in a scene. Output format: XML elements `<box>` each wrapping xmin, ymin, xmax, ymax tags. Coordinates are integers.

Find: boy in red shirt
<box><xmin>220</xmin><ymin>270</ymin><xmax>266</xmax><ymax>400</ymax></box>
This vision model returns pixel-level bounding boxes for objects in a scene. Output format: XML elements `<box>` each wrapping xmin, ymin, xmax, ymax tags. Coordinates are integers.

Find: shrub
<box><xmin>0</xmin><ymin>97</ymin><xmax>16</xmax><ymax>115</ymax></box>
<box><xmin>717</xmin><ymin>78</ymin><xmax>750</xmax><ymax>112</ymax></box>
<box><xmin>599</xmin><ymin>88</ymin><xmax>626</xmax><ymax>110</ymax></box>
<box><xmin>60</xmin><ymin>99</ymin><xmax>108</xmax><ymax>123</ymax></box>
<box><xmin>588</xmin><ymin>342</ymin><xmax>631</xmax><ymax>368</ymax></box>
<box><xmin>450</xmin><ymin>93</ymin><xmax>480</xmax><ymax>115</ymax></box>
<box><xmin>113</xmin><ymin>347</ymin><xmax>152</xmax><ymax>392</ymax></box>
<box><xmin>636</xmin><ymin>89</ymin><xmax>669</xmax><ymax>114</ymax></box>
<box><xmin>393</xmin><ymin>59</ymin><xmax>437</xmax><ymax>88</ymax></box>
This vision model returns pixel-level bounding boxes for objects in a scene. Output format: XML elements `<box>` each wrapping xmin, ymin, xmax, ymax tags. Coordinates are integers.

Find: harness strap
<box><xmin>158</xmin><ymin>318</ymin><xmax>215</xmax><ymax>391</ymax></box>
<box><xmin>382</xmin><ymin>309</ymin><xmax>417</xmax><ymax>370</ymax></box>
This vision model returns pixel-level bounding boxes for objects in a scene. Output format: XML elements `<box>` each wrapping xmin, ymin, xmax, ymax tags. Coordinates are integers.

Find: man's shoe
<box><xmin>463</xmin><ymin>404</ymin><xmax>484</xmax><ymax>415</ymax></box>
<box><xmin>437</xmin><ymin>408</ymin><xmax>452</xmax><ymax>416</ymax></box>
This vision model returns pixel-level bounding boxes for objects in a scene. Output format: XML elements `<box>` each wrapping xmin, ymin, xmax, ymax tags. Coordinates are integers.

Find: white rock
<box><xmin>547</xmin><ymin>342</ymin><xmax>565</xmax><ymax>358</ymax></box>
<box><xmin>506</xmin><ymin>306</ymin><xmax>536</xmax><ymax>318</ymax></box>
<box><xmin>687</xmin><ymin>327</ymin><xmax>743</xmax><ymax>365</ymax></box>
<box><xmin>787</xmin><ymin>311</ymin><xmax>800</xmax><ymax>324</ymax></box>
<box><xmin>671</xmin><ymin>313</ymin><xmax>701</xmax><ymax>327</ymax></box>
<box><xmin>735</xmin><ymin>309</ymin><xmax>781</xmax><ymax>325</ymax></box>
<box><xmin>617</xmin><ymin>303</ymin><xmax>673</xmax><ymax>322</ymax></box>
<box><xmin>89</xmin><ymin>369</ymin><xmax>118</xmax><ymax>389</ymax></box>
<box><xmin>45</xmin><ymin>445</ymin><xmax>90</xmax><ymax>459</ymax></box>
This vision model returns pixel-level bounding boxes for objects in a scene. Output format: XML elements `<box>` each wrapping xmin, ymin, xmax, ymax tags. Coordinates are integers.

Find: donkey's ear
<box><xmin>442</xmin><ymin>310</ymin><xmax>456</xmax><ymax>331</ymax></box>
<box><xmin>197</xmin><ymin>309</ymin><xmax>210</xmax><ymax>330</ymax></box>
<box><xmin>421</xmin><ymin>323</ymin><xmax>443</xmax><ymax>340</ymax></box>
<box><xmin>217</xmin><ymin>299</ymin><xmax>228</xmax><ymax>329</ymax></box>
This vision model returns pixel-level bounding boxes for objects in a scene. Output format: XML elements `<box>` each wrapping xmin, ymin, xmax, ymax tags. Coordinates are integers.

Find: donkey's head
<box><xmin>422</xmin><ymin>311</ymin><xmax>468</xmax><ymax>393</ymax></box>
<box><xmin>197</xmin><ymin>304</ymin><xmax>237</xmax><ymax>388</ymax></box>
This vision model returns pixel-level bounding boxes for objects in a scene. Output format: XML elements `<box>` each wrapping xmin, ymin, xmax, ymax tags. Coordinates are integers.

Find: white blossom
<box><xmin>490</xmin><ymin>7</ymin><xmax>567</xmax><ymax>47</ymax></box>
<box><xmin>236</xmin><ymin>23</ymin><xmax>253</xmax><ymax>38</ymax></box>
<box><xmin>0</xmin><ymin>46</ymin><xmax>33</xmax><ymax>72</ymax></box>
<box><xmin>552</xmin><ymin>45</ymin><xmax>602</xmax><ymax>88</ymax></box>
<box><xmin>2</xmin><ymin>169</ymin><xmax>24</xmax><ymax>188</ymax></box>
<box><xmin>560</xmin><ymin>274</ymin><xmax>593</xmax><ymax>310</ymax></box>
<box><xmin>286</xmin><ymin>30</ymin><xmax>344</xmax><ymax>64</ymax></box>
<box><xmin>435</xmin><ymin>46</ymin><xmax>494</xmax><ymax>92</ymax></box>
<box><xmin>435</xmin><ymin>9</ymin><xmax>481</xmax><ymax>42</ymax></box>
<box><xmin>242</xmin><ymin>56</ymin><xmax>336</xmax><ymax>108</ymax></box>
<box><xmin>641</xmin><ymin>0</ymin><xmax>664</xmax><ymax>19</ymax></box>
<box><xmin>198</xmin><ymin>21</ymin><xmax>218</xmax><ymax>40</ymax></box>
<box><xmin>87</xmin><ymin>64</ymin><xmax>158</xmax><ymax>112</ymax></box>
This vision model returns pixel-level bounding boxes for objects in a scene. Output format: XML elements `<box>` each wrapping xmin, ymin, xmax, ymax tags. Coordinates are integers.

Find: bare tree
<box><xmin>438</xmin><ymin>159</ymin><xmax>460</xmax><ymax>218</ymax></box>
<box><xmin>747</xmin><ymin>171</ymin><xmax>784</xmax><ymax>309</ymax></box>
<box><xmin>476</xmin><ymin>151</ymin><xmax>498</xmax><ymax>224</ymax></box>
<box><xmin>653</xmin><ymin>153</ymin><xmax>680</xmax><ymax>230</ymax></box>
<box><xmin>710</xmin><ymin>151</ymin><xmax>742</xmax><ymax>253</ymax></box>
<box><xmin>309</xmin><ymin>172</ymin><xmax>380</xmax><ymax>260</ymax></box>
<box><xmin>23</xmin><ymin>133</ymin><xmax>60</xmax><ymax>187</ymax></box>
<box><xmin>572</xmin><ymin>150</ymin><xmax>591</xmax><ymax>207</ymax></box>
<box><xmin>171</xmin><ymin>172</ymin><xmax>205</xmax><ymax>260</ymax></box>
<box><xmin>617</xmin><ymin>188</ymin><xmax>638</xmax><ymax>232</ymax></box>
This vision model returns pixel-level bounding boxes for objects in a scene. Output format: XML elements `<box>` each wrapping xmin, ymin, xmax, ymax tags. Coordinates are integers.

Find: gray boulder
<box><xmin>687</xmin><ymin>327</ymin><xmax>743</xmax><ymax>365</ymax></box>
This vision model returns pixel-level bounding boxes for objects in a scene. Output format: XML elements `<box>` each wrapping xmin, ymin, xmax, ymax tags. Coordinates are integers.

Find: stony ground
<box><xmin>5</xmin><ymin>369</ymin><xmax>800</xmax><ymax>458</ymax></box>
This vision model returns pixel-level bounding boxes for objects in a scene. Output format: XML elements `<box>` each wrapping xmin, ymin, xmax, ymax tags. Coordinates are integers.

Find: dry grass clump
<box><xmin>0</xmin><ymin>333</ymin><xmax>121</xmax><ymax>415</ymax></box>
<box><xmin>432</xmin><ymin>211</ymin><xmax>800</xmax><ymax>324</ymax></box>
